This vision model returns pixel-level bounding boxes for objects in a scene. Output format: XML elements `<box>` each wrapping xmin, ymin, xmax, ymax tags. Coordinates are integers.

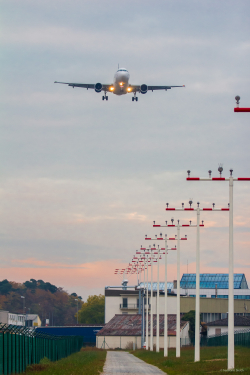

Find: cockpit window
<box><xmin>117</xmin><ymin>69</ymin><xmax>127</xmax><ymax>72</ymax></box>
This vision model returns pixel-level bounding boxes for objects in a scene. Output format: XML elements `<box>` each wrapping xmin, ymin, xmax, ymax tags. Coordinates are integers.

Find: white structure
<box><xmin>0</xmin><ymin>310</ymin><xmax>41</xmax><ymax>327</ymax></box>
<box><xmin>105</xmin><ymin>289</ymin><xmax>178</xmax><ymax>324</ymax></box>
<box><xmin>207</xmin><ymin>315</ymin><xmax>250</xmax><ymax>337</ymax></box>
<box><xmin>96</xmin><ymin>313</ymin><xmax>190</xmax><ymax>350</ymax></box>
<box><xmin>0</xmin><ymin>310</ymin><xmax>25</xmax><ymax>326</ymax></box>
<box><xmin>105</xmin><ymin>286</ymin><xmax>250</xmax><ymax>325</ymax></box>
<box><xmin>26</xmin><ymin>314</ymin><xmax>42</xmax><ymax>327</ymax></box>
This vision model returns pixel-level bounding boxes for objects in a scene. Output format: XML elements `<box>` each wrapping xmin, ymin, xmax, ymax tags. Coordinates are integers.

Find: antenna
<box><xmin>118</xmin><ymin>63</ymin><xmax>119</xmax><ymax>69</ymax></box>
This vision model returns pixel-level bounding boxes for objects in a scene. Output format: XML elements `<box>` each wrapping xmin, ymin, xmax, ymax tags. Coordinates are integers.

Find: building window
<box><xmin>122</xmin><ymin>298</ymin><xmax>128</xmax><ymax>308</ymax></box>
<box><xmin>215</xmin><ymin>328</ymin><xmax>221</xmax><ymax>335</ymax></box>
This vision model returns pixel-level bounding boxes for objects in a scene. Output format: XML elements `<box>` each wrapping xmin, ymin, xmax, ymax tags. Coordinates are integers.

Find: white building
<box><xmin>206</xmin><ymin>315</ymin><xmax>250</xmax><ymax>337</ymax></box>
<box><xmin>96</xmin><ymin>313</ymin><xmax>190</xmax><ymax>349</ymax></box>
<box><xmin>0</xmin><ymin>310</ymin><xmax>41</xmax><ymax>327</ymax></box>
<box><xmin>105</xmin><ymin>286</ymin><xmax>250</xmax><ymax>324</ymax></box>
<box><xmin>0</xmin><ymin>310</ymin><xmax>25</xmax><ymax>326</ymax></box>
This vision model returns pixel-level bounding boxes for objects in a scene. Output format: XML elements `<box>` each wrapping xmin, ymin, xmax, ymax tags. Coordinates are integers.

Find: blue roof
<box><xmin>139</xmin><ymin>282</ymin><xmax>173</xmax><ymax>291</ymax></box>
<box><xmin>180</xmin><ymin>273</ymin><xmax>248</xmax><ymax>289</ymax></box>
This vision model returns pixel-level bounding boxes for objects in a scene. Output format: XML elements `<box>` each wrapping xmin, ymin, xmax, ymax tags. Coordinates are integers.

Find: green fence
<box><xmin>0</xmin><ymin>323</ymin><xmax>83</xmax><ymax>375</ymax></box>
<box><xmin>200</xmin><ymin>328</ymin><xmax>250</xmax><ymax>348</ymax></box>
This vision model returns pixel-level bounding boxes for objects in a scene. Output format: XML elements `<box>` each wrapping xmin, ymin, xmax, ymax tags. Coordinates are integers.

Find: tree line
<box><xmin>0</xmin><ymin>279</ymin><xmax>83</xmax><ymax>326</ymax></box>
<box><xmin>0</xmin><ymin>279</ymin><xmax>105</xmax><ymax>325</ymax></box>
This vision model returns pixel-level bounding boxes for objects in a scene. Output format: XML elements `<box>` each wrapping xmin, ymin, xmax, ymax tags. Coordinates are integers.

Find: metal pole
<box><xmin>228</xmin><ymin>176</ymin><xmax>234</xmax><ymax>369</ymax></box>
<box><xmin>164</xmin><ymin>237</ymin><xmax>168</xmax><ymax>357</ymax></box>
<box><xmin>156</xmin><ymin>249</ymin><xmax>160</xmax><ymax>352</ymax></box>
<box><xmin>139</xmin><ymin>288</ymin><xmax>143</xmax><ymax>348</ymax></box>
<box><xmin>143</xmin><ymin>259</ymin><xmax>145</xmax><ymax>346</ymax></box>
<box><xmin>150</xmin><ymin>255</ymin><xmax>153</xmax><ymax>351</ymax></box>
<box><xmin>195</xmin><ymin>207</ymin><xmax>200</xmax><ymax>361</ymax></box>
<box><xmin>146</xmin><ymin>257</ymin><xmax>149</xmax><ymax>350</ymax></box>
<box><xmin>176</xmin><ymin>223</ymin><xmax>180</xmax><ymax>357</ymax></box>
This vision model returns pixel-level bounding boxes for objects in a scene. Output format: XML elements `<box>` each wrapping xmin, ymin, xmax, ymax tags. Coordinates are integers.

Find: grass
<box><xmin>131</xmin><ymin>346</ymin><xmax>250</xmax><ymax>374</ymax></box>
<box><xmin>24</xmin><ymin>347</ymin><xmax>107</xmax><ymax>375</ymax></box>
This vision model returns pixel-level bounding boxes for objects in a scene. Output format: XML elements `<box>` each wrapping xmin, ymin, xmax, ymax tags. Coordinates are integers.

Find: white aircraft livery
<box><xmin>54</xmin><ymin>68</ymin><xmax>185</xmax><ymax>101</ymax></box>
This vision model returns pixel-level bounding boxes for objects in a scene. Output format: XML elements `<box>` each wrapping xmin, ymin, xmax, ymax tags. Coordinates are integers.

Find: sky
<box><xmin>1</xmin><ymin>0</ymin><xmax>250</xmax><ymax>301</ymax></box>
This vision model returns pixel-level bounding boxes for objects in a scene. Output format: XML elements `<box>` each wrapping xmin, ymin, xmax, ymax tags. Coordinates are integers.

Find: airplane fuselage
<box><xmin>113</xmin><ymin>68</ymin><xmax>130</xmax><ymax>95</ymax></box>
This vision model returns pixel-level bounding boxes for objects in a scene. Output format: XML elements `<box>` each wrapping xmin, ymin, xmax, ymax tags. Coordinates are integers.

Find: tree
<box><xmin>0</xmin><ymin>279</ymin><xmax>83</xmax><ymax>326</ymax></box>
<box><xmin>182</xmin><ymin>310</ymin><xmax>201</xmax><ymax>341</ymax></box>
<box><xmin>0</xmin><ymin>280</ymin><xmax>13</xmax><ymax>295</ymax></box>
<box><xmin>78</xmin><ymin>295</ymin><xmax>104</xmax><ymax>324</ymax></box>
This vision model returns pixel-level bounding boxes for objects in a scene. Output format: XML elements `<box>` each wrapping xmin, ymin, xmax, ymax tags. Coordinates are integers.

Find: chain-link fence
<box><xmin>200</xmin><ymin>328</ymin><xmax>250</xmax><ymax>347</ymax></box>
<box><xmin>0</xmin><ymin>323</ymin><xmax>83</xmax><ymax>374</ymax></box>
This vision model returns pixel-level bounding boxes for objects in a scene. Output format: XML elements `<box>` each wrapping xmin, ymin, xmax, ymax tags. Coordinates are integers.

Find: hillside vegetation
<box><xmin>0</xmin><ymin>278</ymin><xmax>83</xmax><ymax>326</ymax></box>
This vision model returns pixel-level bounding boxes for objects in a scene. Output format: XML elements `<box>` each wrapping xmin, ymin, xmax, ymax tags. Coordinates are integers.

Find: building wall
<box><xmin>105</xmin><ymin>296</ymin><xmax>124</xmax><ymax>323</ymax></box>
<box><xmin>180</xmin><ymin>296</ymin><xmax>250</xmax><ymax>315</ymax></box>
<box><xmin>96</xmin><ymin>335</ymin><xmax>176</xmax><ymax>349</ymax></box>
<box><xmin>0</xmin><ymin>311</ymin><xmax>25</xmax><ymax>326</ymax></box>
<box><xmin>105</xmin><ymin>294</ymin><xmax>177</xmax><ymax>324</ymax></box>
<box><xmin>105</xmin><ymin>292</ymin><xmax>250</xmax><ymax>324</ymax></box>
<box><xmin>173</xmin><ymin>288</ymin><xmax>250</xmax><ymax>299</ymax></box>
<box><xmin>0</xmin><ymin>311</ymin><xmax>8</xmax><ymax>324</ymax></box>
<box><xmin>207</xmin><ymin>325</ymin><xmax>249</xmax><ymax>337</ymax></box>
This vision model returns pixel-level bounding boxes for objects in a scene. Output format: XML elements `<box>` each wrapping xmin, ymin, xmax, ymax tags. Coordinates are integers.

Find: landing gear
<box><xmin>132</xmin><ymin>94</ymin><xmax>138</xmax><ymax>102</ymax></box>
<box><xmin>102</xmin><ymin>93</ymin><xmax>108</xmax><ymax>101</ymax></box>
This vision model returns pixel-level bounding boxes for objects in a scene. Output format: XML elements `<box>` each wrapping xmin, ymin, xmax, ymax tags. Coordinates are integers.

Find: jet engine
<box><xmin>140</xmin><ymin>84</ymin><xmax>148</xmax><ymax>94</ymax></box>
<box><xmin>95</xmin><ymin>83</ymin><xmax>103</xmax><ymax>93</ymax></box>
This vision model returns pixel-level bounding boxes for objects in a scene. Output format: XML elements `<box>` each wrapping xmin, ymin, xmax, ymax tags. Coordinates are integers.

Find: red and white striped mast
<box><xmin>186</xmin><ymin>166</ymin><xmax>250</xmax><ymax>370</ymax></box>
<box><xmin>141</xmin><ymin>243</ymin><xmax>164</xmax><ymax>352</ymax></box>
<box><xmin>138</xmin><ymin>245</ymin><xmax>163</xmax><ymax>351</ymax></box>
<box><xmin>152</xmin><ymin>219</ymin><xmax>204</xmax><ymax>357</ymax></box>
<box><xmin>137</xmin><ymin>246</ymin><xmax>159</xmax><ymax>351</ymax></box>
<box><xmin>165</xmin><ymin>200</ymin><xmax>228</xmax><ymax>362</ymax></box>
<box><xmin>138</xmin><ymin>250</ymin><xmax>152</xmax><ymax>350</ymax></box>
<box><xmin>145</xmin><ymin>229</ymin><xmax>186</xmax><ymax>355</ymax></box>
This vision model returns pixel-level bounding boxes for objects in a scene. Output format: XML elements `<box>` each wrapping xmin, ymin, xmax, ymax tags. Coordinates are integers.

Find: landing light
<box><xmin>119</xmin><ymin>82</ymin><xmax>124</xmax><ymax>87</ymax></box>
<box><xmin>110</xmin><ymin>86</ymin><xmax>114</xmax><ymax>91</ymax></box>
<box><xmin>127</xmin><ymin>87</ymin><xmax>132</xmax><ymax>92</ymax></box>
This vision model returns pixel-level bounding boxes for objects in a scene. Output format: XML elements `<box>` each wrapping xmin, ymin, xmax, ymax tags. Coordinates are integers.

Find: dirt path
<box><xmin>101</xmin><ymin>351</ymin><xmax>166</xmax><ymax>375</ymax></box>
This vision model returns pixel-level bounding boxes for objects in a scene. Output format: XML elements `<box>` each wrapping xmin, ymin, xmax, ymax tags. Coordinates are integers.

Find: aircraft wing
<box><xmin>129</xmin><ymin>85</ymin><xmax>185</xmax><ymax>92</ymax></box>
<box><xmin>147</xmin><ymin>85</ymin><xmax>185</xmax><ymax>91</ymax></box>
<box><xmin>54</xmin><ymin>81</ymin><xmax>111</xmax><ymax>91</ymax></box>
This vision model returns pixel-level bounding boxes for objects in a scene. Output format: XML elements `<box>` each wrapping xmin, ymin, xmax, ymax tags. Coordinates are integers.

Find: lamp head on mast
<box><xmin>218</xmin><ymin>164</ymin><xmax>223</xmax><ymax>176</ymax></box>
<box><xmin>235</xmin><ymin>95</ymin><xmax>240</xmax><ymax>105</ymax></box>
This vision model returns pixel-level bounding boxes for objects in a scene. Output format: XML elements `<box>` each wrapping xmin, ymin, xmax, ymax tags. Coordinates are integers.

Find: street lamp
<box><xmin>234</xmin><ymin>96</ymin><xmax>250</xmax><ymax>112</ymax></box>
<box><xmin>21</xmin><ymin>296</ymin><xmax>25</xmax><ymax>326</ymax></box>
<box><xmin>75</xmin><ymin>299</ymin><xmax>79</xmax><ymax>324</ymax></box>
<box><xmin>165</xmin><ymin>201</ymin><xmax>228</xmax><ymax>361</ymax></box>
<box><xmin>186</xmin><ymin>167</ymin><xmax>250</xmax><ymax>370</ymax></box>
<box><xmin>146</xmin><ymin>225</ymin><xmax>187</xmax><ymax>357</ymax></box>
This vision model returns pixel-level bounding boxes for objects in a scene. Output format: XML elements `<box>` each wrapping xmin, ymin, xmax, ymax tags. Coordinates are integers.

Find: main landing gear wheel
<box><xmin>132</xmin><ymin>95</ymin><xmax>138</xmax><ymax>102</ymax></box>
<box><xmin>102</xmin><ymin>95</ymin><xmax>108</xmax><ymax>101</ymax></box>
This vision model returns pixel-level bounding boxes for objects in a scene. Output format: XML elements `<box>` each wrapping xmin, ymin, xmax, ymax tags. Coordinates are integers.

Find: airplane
<box><xmin>54</xmin><ymin>67</ymin><xmax>185</xmax><ymax>101</ymax></box>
